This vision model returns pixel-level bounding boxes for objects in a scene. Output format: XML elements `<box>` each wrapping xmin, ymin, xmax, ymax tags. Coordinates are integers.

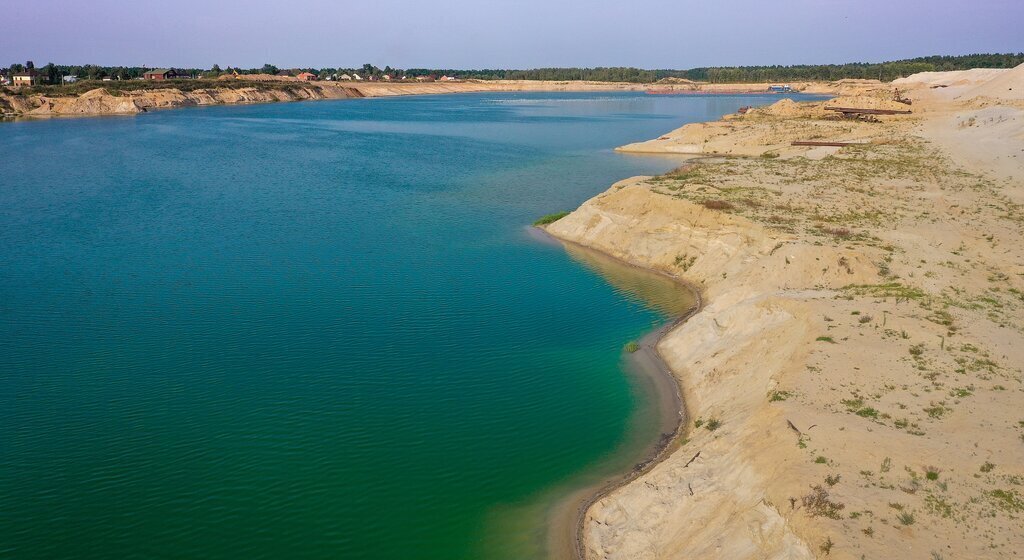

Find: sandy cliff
<box><xmin>0</xmin><ymin>83</ymin><xmax>364</xmax><ymax>117</ymax></box>
<box><xmin>546</xmin><ymin>65</ymin><xmax>1024</xmax><ymax>559</ymax></box>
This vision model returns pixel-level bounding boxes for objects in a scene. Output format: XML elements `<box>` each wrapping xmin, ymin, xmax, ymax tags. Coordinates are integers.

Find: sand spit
<box><xmin>0</xmin><ymin>79</ymin><xmax>851</xmax><ymax>119</ymax></box>
<box><xmin>546</xmin><ymin>67</ymin><xmax>1024</xmax><ymax>559</ymax></box>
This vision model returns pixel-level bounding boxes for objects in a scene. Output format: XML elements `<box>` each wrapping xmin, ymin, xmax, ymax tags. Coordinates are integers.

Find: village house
<box><xmin>143</xmin><ymin>68</ymin><xmax>178</xmax><ymax>81</ymax></box>
<box><xmin>439</xmin><ymin>75</ymin><xmax>458</xmax><ymax>81</ymax></box>
<box><xmin>12</xmin><ymin>68</ymin><xmax>41</xmax><ymax>86</ymax></box>
<box><xmin>338</xmin><ymin>74</ymin><xmax>353</xmax><ymax>81</ymax></box>
<box><xmin>297</xmin><ymin>72</ymin><xmax>317</xmax><ymax>81</ymax></box>
<box><xmin>62</xmin><ymin>75</ymin><xmax>78</xmax><ymax>84</ymax></box>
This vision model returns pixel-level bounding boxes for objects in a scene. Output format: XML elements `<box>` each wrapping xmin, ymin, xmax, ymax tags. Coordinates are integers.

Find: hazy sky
<box><xmin>3</xmin><ymin>0</ymin><xmax>1022</xmax><ymax>69</ymax></box>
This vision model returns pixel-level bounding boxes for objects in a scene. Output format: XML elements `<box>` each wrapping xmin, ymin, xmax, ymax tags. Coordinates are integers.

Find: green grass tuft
<box><xmin>533</xmin><ymin>211</ymin><xmax>569</xmax><ymax>226</ymax></box>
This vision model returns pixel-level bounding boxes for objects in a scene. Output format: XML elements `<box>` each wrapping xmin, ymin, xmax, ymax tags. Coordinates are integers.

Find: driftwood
<box><xmin>683</xmin><ymin>450</ymin><xmax>702</xmax><ymax>468</ymax></box>
<box><xmin>825</xmin><ymin>106</ymin><xmax>912</xmax><ymax>116</ymax></box>
<box><xmin>791</xmin><ymin>140</ymin><xmax>865</xmax><ymax>147</ymax></box>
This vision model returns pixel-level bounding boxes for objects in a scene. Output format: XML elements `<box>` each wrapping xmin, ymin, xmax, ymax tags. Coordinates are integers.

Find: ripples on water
<box><xmin>0</xmin><ymin>92</ymin><xmax>825</xmax><ymax>559</ymax></box>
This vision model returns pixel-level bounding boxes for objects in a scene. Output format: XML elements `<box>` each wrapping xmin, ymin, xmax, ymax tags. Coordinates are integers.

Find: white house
<box><xmin>338</xmin><ymin>74</ymin><xmax>352</xmax><ymax>81</ymax></box>
<box><xmin>351</xmin><ymin>73</ymin><xmax>363</xmax><ymax>81</ymax></box>
<box><xmin>63</xmin><ymin>75</ymin><xmax>78</xmax><ymax>84</ymax></box>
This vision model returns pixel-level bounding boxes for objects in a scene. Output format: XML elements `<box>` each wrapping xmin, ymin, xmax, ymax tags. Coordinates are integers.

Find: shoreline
<box><xmin>540</xmin><ymin>68</ymin><xmax>1024</xmax><ymax>559</ymax></box>
<box><xmin>529</xmin><ymin>228</ymin><xmax>702</xmax><ymax>560</ymax></box>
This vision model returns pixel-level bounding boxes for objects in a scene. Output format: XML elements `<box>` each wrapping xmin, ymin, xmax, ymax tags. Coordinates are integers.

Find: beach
<box><xmin>542</xmin><ymin>64</ymin><xmax>1024</xmax><ymax>559</ymax></box>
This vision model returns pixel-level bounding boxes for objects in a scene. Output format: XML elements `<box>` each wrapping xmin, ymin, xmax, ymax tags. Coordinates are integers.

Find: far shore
<box><xmin>0</xmin><ymin>79</ymin><xmax>844</xmax><ymax>120</ymax></box>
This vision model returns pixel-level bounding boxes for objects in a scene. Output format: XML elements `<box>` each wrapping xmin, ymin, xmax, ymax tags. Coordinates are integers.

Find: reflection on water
<box><xmin>564</xmin><ymin>242</ymin><xmax>696</xmax><ymax>318</ymax></box>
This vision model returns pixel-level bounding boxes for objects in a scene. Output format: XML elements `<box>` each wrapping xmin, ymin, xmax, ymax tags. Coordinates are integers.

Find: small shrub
<box><xmin>897</xmin><ymin>511</ymin><xmax>915</xmax><ymax>525</ymax></box>
<box><xmin>816</xmin><ymin>336</ymin><xmax>835</xmax><ymax>343</ymax></box>
<box><xmin>859</xmin><ymin>315</ymin><xmax>873</xmax><ymax>323</ymax></box>
<box><xmin>924</xmin><ymin>467</ymin><xmax>940</xmax><ymax>481</ymax></box>
<box><xmin>624</xmin><ymin>341</ymin><xmax>640</xmax><ymax>353</ymax></box>
<box><xmin>769</xmin><ymin>390</ymin><xmax>792</xmax><ymax>402</ymax></box>
<box><xmin>802</xmin><ymin>485</ymin><xmax>845</xmax><ymax>519</ymax></box>
<box><xmin>980</xmin><ymin>462</ymin><xmax>996</xmax><ymax>473</ymax></box>
<box><xmin>703</xmin><ymin>199</ymin><xmax>734</xmax><ymax>211</ymax></box>
<box><xmin>856</xmin><ymin>407</ymin><xmax>879</xmax><ymax>419</ymax></box>
<box><xmin>825</xmin><ymin>473</ymin><xmax>842</xmax><ymax>486</ymax></box>
<box><xmin>694</xmin><ymin>418</ymin><xmax>705</xmax><ymax>429</ymax></box>
<box><xmin>820</xmin><ymin>536</ymin><xmax>834</xmax><ymax>555</ymax></box>
<box><xmin>533</xmin><ymin>211</ymin><xmax>569</xmax><ymax>226</ymax></box>
<box><xmin>706</xmin><ymin>418</ymin><xmax>722</xmax><ymax>431</ymax></box>
<box><xmin>819</xmin><ymin>225</ymin><xmax>853</xmax><ymax>238</ymax></box>
<box><xmin>815</xmin><ymin>456</ymin><xmax>828</xmax><ymax>464</ymax></box>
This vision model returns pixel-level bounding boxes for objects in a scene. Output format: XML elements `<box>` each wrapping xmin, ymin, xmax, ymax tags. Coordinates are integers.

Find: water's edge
<box><xmin>530</xmin><ymin>227</ymin><xmax>702</xmax><ymax>560</ymax></box>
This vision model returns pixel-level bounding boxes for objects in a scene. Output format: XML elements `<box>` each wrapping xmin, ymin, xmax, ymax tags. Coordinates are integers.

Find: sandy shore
<box><xmin>529</xmin><ymin>230</ymin><xmax>701</xmax><ymax>560</ymax></box>
<box><xmin>544</xmin><ymin>64</ymin><xmax>1024</xmax><ymax>559</ymax></box>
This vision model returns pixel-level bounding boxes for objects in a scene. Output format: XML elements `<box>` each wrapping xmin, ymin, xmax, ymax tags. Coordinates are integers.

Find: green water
<box><xmin>0</xmin><ymin>92</ymin><xmax>823</xmax><ymax>559</ymax></box>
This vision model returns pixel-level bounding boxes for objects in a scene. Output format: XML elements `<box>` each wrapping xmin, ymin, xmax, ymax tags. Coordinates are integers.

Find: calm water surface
<box><xmin>0</xmin><ymin>92</ymin><xmax>822</xmax><ymax>559</ymax></box>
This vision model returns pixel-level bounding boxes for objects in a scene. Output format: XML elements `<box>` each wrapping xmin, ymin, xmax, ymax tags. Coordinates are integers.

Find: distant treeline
<box><xmin>6</xmin><ymin>53</ymin><xmax>1023</xmax><ymax>84</ymax></box>
<box><xmin>411</xmin><ymin>54</ymin><xmax>1024</xmax><ymax>83</ymax></box>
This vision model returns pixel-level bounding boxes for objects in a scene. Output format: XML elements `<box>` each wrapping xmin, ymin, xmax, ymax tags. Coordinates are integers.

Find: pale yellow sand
<box><xmin>545</xmin><ymin>66</ymin><xmax>1024</xmax><ymax>560</ymax></box>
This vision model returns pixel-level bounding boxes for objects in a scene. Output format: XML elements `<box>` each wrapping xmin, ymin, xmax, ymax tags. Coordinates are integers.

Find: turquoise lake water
<box><xmin>0</xmin><ymin>92</ymin><xmax>821</xmax><ymax>559</ymax></box>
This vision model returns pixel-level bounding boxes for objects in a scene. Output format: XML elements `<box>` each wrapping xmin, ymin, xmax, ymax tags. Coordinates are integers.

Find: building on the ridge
<box><xmin>12</xmin><ymin>69</ymin><xmax>41</xmax><ymax>86</ymax></box>
<box><xmin>144</xmin><ymin>68</ymin><xmax>178</xmax><ymax>81</ymax></box>
<box><xmin>297</xmin><ymin>72</ymin><xmax>317</xmax><ymax>81</ymax></box>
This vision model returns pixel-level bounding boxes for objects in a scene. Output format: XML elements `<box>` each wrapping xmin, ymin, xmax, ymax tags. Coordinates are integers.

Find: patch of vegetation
<box><xmin>802</xmin><ymin>485</ymin><xmax>845</xmax><ymax>519</ymax></box>
<box><xmin>769</xmin><ymin>390</ymin><xmax>792</xmax><ymax>402</ymax></box>
<box><xmin>815</xmin><ymin>456</ymin><xmax>829</xmax><ymax>464</ymax></box>
<box><xmin>855</xmin><ymin>407</ymin><xmax>879</xmax><ymax>419</ymax></box>
<box><xmin>816</xmin><ymin>336</ymin><xmax>836</xmax><ymax>343</ymax></box>
<box><xmin>988</xmin><ymin>489</ymin><xmax>1024</xmax><ymax>512</ymax></box>
<box><xmin>703</xmin><ymin>199</ymin><xmax>735</xmax><ymax>211</ymax></box>
<box><xmin>624</xmin><ymin>341</ymin><xmax>640</xmax><ymax>353</ymax></box>
<box><xmin>842</xmin><ymin>282</ymin><xmax>926</xmax><ymax>300</ymax></box>
<box><xmin>924</xmin><ymin>467</ymin><xmax>940</xmax><ymax>481</ymax></box>
<box><xmin>533</xmin><ymin>211</ymin><xmax>569</xmax><ymax>226</ymax></box>
<box><xmin>820</xmin><ymin>536</ymin><xmax>834</xmax><ymax>556</ymax></box>
<box><xmin>897</xmin><ymin>511</ymin><xmax>916</xmax><ymax>525</ymax></box>
<box><xmin>980</xmin><ymin>462</ymin><xmax>996</xmax><ymax>473</ymax></box>
<box><xmin>705</xmin><ymin>418</ymin><xmax>722</xmax><ymax>431</ymax></box>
